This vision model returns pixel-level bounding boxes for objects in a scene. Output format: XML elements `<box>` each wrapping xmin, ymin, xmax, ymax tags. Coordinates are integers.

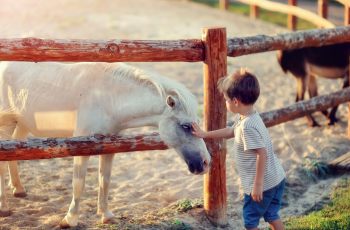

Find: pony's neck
<box><xmin>116</xmin><ymin>88</ymin><xmax>167</xmax><ymax>130</ymax></box>
<box><xmin>108</xmin><ymin>63</ymin><xmax>192</xmax><ymax>131</ymax></box>
<box><xmin>120</xmin><ymin>114</ymin><xmax>164</xmax><ymax>129</ymax></box>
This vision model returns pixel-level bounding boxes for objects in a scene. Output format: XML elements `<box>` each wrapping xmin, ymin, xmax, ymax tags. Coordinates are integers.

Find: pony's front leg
<box><xmin>97</xmin><ymin>154</ymin><xmax>115</xmax><ymax>224</ymax></box>
<box><xmin>0</xmin><ymin>162</ymin><xmax>11</xmax><ymax>216</ymax></box>
<box><xmin>8</xmin><ymin>161</ymin><xmax>26</xmax><ymax>197</ymax></box>
<box><xmin>328</xmin><ymin>74</ymin><xmax>349</xmax><ymax>125</ymax></box>
<box><xmin>8</xmin><ymin>126</ymin><xmax>28</xmax><ymax>197</ymax></box>
<box><xmin>304</xmin><ymin>74</ymin><xmax>320</xmax><ymax>127</ymax></box>
<box><xmin>60</xmin><ymin>156</ymin><xmax>90</xmax><ymax>228</ymax></box>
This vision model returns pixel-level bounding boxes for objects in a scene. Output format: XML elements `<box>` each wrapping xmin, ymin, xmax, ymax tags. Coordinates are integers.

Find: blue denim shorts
<box><xmin>243</xmin><ymin>179</ymin><xmax>285</xmax><ymax>229</ymax></box>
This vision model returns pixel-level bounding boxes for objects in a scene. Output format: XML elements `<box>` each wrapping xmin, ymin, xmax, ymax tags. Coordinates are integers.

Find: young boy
<box><xmin>192</xmin><ymin>69</ymin><xmax>286</xmax><ymax>230</ymax></box>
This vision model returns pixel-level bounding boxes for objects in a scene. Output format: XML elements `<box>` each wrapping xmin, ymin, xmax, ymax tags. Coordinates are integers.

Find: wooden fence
<box><xmin>0</xmin><ymin>25</ymin><xmax>349</xmax><ymax>226</ymax></box>
<box><xmin>219</xmin><ymin>0</ymin><xmax>350</xmax><ymax>29</ymax></box>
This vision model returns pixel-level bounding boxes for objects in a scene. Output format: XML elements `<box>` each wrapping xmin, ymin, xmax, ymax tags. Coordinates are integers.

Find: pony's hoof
<box><xmin>328</xmin><ymin>117</ymin><xmax>338</xmax><ymax>126</ymax></box>
<box><xmin>59</xmin><ymin>215</ymin><xmax>79</xmax><ymax>228</ymax></box>
<box><xmin>0</xmin><ymin>209</ymin><xmax>12</xmax><ymax>217</ymax></box>
<box><xmin>101</xmin><ymin>217</ymin><xmax>117</xmax><ymax>224</ymax></box>
<box><xmin>12</xmin><ymin>186</ymin><xmax>27</xmax><ymax>198</ymax></box>
<box><xmin>101</xmin><ymin>211</ymin><xmax>116</xmax><ymax>224</ymax></box>
<box><xmin>59</xmin><ymin>218</ymin><xmax>71</xmax><ymax>229</ymax></box>
<box><xmin>306</xmin><ymin>117</ymin><xmax>320</xmax><ymax>127</ymax></box>
<box><xmin>14</xmin><ymin>191</ymin><xmax>27</xmax><ymax>198</ymax></box>
<box><xmin>328</xmin><ymin>121</ymin><xmax>335</xmax><ymax>126</ymax></box>
<box><xmin>310</xmin><ymin>122</ymin><xmax>320</xmax><ymax>127</ymax></box>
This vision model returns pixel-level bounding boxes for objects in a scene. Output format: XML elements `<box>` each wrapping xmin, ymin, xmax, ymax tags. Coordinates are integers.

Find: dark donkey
<box><xmin>277</xmin><ymin>42</ymin><xmax>350</xmax><ymax>127</ymax></box>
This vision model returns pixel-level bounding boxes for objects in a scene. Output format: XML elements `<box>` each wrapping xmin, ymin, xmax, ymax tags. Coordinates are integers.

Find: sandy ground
<box><xmin>0</xmin><ymin>0</ymin><xmax>349</xmax><ymax>229</ymax></box>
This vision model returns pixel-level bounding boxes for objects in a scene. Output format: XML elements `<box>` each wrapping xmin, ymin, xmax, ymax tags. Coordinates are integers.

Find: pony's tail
<box><xmin>0</xmin><ymin>110</ymin><xmax>19</xmax><ymax>139</ymax></box>
<box><xmin>0</xmin><ymin>110</ymin><xmax>18</xmax><ymax>126</ymax></box>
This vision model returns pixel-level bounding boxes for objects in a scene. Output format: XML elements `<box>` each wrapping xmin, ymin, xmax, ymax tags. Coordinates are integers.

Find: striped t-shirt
<box><xmin>232</xmin><ymin>111</ymin><xmax>285</xmax><ymax>195</ymax></box>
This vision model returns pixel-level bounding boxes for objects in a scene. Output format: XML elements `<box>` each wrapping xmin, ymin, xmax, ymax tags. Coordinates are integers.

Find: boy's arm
<box><xmin>252</xmin><ymin>147</ymin><xmax>266</xmax><ymax>202</ymax></box>
<box><xmin>192</xmin><ymin>123</ymin><xmax>234</xmax><ymax>139</ymax></box>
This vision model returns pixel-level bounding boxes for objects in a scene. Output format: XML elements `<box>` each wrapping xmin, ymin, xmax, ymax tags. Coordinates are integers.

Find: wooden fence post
<box><xmin>202</xmin><ymin>27</ymin><xmax>228</xmax><ymax>226</ymax></box>
<box><xmin>288</xmin><ymin>0</ymin><xmax>297</xmax><ymax>30</ymax></box>
<box><xmin>250</xmin><ymin>4</ymin><xmax>259</xmax><ymax>19</ymax></box>
<box><xmin>318</xmin><ymin>0</ymin><xmax>328</xmax><ymax>19</ymax></box>
<box><xmin>220</xmin><ymin>0</ymin><xmax>229</xmax><ymax>10</ymax></box>
<box><xmin>345</xmin><ymin>4</ymin><xmax>350</xmax><ymax>25</ymax></box>
<box><xmin>348</xmin><ymin>57</ymin><xmax>350</xmax><ymax>137</ymax></box>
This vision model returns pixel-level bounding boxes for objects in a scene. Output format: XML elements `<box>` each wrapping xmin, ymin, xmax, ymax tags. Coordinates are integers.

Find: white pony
<box><xmin>0</xmin><ymin>61</ymin><xmax>211</xmax><ymax>227</ymax></box>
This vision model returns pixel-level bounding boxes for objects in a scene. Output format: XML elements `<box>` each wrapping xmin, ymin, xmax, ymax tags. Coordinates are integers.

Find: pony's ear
<box><xmin>166</xmin><ymin>95</ymin><xmax>176</xmax><ymax>108</ymax></box>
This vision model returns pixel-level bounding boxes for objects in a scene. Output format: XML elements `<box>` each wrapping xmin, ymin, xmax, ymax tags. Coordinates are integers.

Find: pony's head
<box><xmin>127</xmin><ymin>65</ymin><xmax>211</xmax><ymax>174</ymax></box>
<box><xmin>158</xmin><ymin>92</ymin><xmax>211</xmax><ymax>175</ymax></box>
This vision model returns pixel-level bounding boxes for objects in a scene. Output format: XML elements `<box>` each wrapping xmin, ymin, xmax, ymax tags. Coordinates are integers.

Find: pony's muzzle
<box><xmin>184</xmin><ymin>152</ymin><xmax>210</xmax><ymax>175</ymax></box>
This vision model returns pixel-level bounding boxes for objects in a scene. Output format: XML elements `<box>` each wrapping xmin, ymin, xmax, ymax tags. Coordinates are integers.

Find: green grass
<box><xmin>191</xmin><ymin>0</ymin><xmax>316</xmax><ymax>30</ymax></box>
<box><xmin>173</xmin><ymin>198</ymin><xmax>203</xmax><ymax>212</ymax></box>
<box><xmin>285</xmin><ymin>177</ymin><xmax>350</xmax><ymax>230</ymax></box>
<box><xmin>170</xmin><ymin>219</ymin><xmax>193</xmax><ymax>230</ymax></box>
<box><xmin>301</xmin><ymin>158</ymin><xmax>331</xmax><ymax>182</ymax></box>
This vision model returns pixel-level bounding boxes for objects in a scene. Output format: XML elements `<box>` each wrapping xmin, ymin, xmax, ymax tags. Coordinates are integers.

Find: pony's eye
<box><xmin>181</xmin><ymin>124</ymin><xmax>192</xmax><ymax>131</ymax></box>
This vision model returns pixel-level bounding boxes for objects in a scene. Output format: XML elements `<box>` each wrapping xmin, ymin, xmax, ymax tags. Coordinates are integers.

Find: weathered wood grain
<box><xmin>202</xmin><ymin>27</ymin><xmax>228</xmax><ymax>227</ymax></box>
<box><xmin>0</xmin><ymin>27</ymin><xmax>349</xmax><ymax>62</ymax></box>
<box><xmin>0</xmin><ymin>133</ymin><xmax>167</xmax><ymax>161</ymax></box>
<box><xmin>328</xmin><ymin>152</ymin><xmax>350</xmax><ymax>172</ymax></box>
<box><xmin>0</xmin><ymin>38</ymin><xmax>204</xmax><ymax>62</ymax></box>
<box><xmin>260</xmin><ymin>87</ymin><xmax>350</xmax><ymax>128</ymax></box>
<box><xmin>228</xmin><ymin>26</ymin><xmax>350</xmax><ymax>57</ymax></box>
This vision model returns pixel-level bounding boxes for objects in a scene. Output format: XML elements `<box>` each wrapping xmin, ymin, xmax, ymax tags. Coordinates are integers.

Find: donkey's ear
<box><xmin>166</xmin><ymin>95</ymin><xmax>176</xmax><ymax>108</ymax></box>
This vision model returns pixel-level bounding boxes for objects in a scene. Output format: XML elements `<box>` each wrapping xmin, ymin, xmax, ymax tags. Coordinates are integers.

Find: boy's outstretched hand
<box><xmin>191</xmin><ymin>123</ymin><xmax>207</xmax><ymax>138</ymax></box>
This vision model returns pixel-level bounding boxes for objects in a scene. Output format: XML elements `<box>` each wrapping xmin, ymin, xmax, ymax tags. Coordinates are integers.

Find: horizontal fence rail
<box><xmin>261</xmin><ymin>87</ymin><xmax>350</xmax><ymax>128</ymax></box>
<box><xmin>0</xmin><ymin>133</ymin><xmax>167</xmax><ymax>161</ymax></box>
<box><xmin>0</xmin><ymin>27</ymin><xmax>349</xmax><ymax>62</ymax></box>
<box><xmin>0</xmin><ymin>38</ymin><xmax>204</xmax><ymax>62</ymax></box>
<box><xmin>336</xmin><ymin>0</ymin><xmax>347</xmax><ymax>5</ymax></box>
<box><xmin>228</xmin><ymin>26</ymin><xmax>350</xmax><ymax>57</ymax></box>
<box><xmin>235</xmin><ymin>0</ymin><xmax>335</xmax><ymax>28</ymax></box>
<box><xmin>1</xmin><ymin>87</ymin><xmax>349</xmax><ymax>161</ymax></box>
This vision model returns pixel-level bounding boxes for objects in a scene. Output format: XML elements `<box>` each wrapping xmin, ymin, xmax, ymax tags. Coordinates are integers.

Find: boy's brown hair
<box><xmin>218</xmin><ymin>68</ymin><xmax>260</xmax><ymax>105</ymax></box>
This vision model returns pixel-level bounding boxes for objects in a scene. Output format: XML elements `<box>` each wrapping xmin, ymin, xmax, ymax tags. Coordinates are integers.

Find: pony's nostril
<box><xmin>203</xmin><ymin>159</ymin><xmax>208</xmax><ymax>167</ymax></box>
<box><xmin>203</xmin><ymin>159</ymin><xmax>211</xmax><ymax>171</ymax></box>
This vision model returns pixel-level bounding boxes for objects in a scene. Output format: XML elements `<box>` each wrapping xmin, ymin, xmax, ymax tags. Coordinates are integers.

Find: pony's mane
<box><xmin>113</xmin><ymin>63</ymin><xmax>198</xmax><ymax>118</ymax></box>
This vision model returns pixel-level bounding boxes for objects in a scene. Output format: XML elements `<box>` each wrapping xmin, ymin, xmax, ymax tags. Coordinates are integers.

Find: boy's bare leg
<box><xmin>269</xmin><ymin>219</ymin><xmax>284</xmax><ymax>230</ymax></box>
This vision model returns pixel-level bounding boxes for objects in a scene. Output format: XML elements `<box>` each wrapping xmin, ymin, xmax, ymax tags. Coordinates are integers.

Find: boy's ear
<box><xmin>232</xmin><ymin>97</ymin><xmax>239</xmax><ymax>105</ymax></box>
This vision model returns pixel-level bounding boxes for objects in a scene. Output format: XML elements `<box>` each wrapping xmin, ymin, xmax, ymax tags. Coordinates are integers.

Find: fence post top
<box><xmin>202</xmin><ymin>27</ymin><xmax>226</xmax><ymax>31</ymax></box>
